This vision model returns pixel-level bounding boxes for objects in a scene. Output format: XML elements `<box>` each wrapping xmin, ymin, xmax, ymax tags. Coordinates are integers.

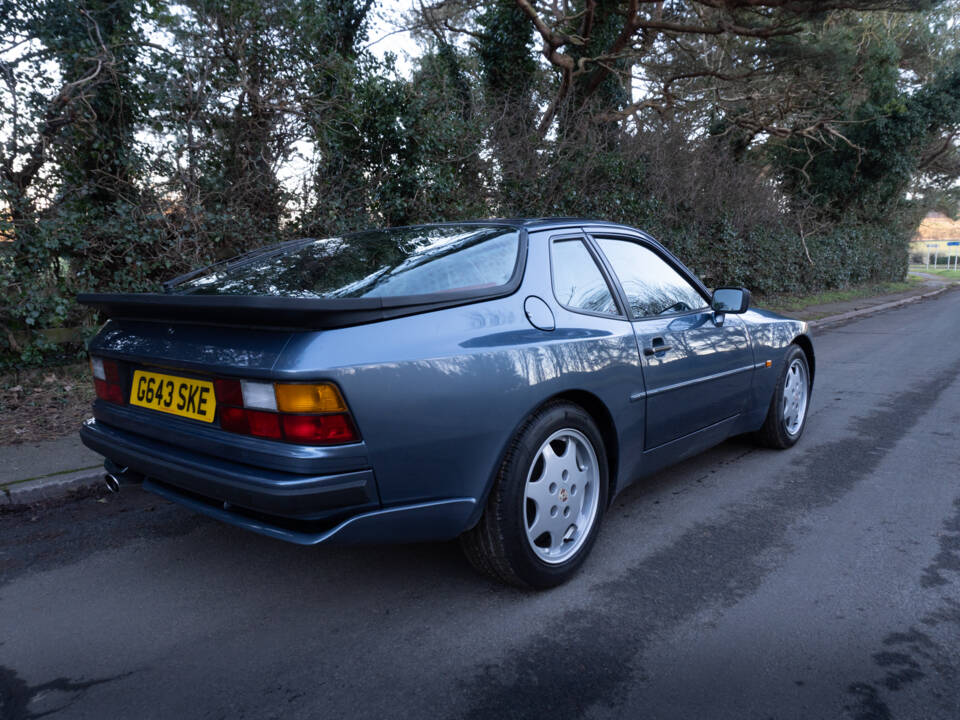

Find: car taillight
<box><xmin>214</xmin><ymin>380</ymin><xmax>358</xmax><ymax>445</ymax></box>
<box><xmin>281</xmin><ymin>413</ymin><xmax>357</xmax><ymax>444</ymax></box>
<box><xmin>246</xmin><ymin>409</ymin><xmax>283</xmax><ymax>439</ymax></box>
<box><xmin>90</xmin><ymin>357</ymin><xmax>125</xmax><ymax>405</ymax></box>
<box><xmin>213</xmin><ymin>378</ymin><xmax>243</xmax><ymax>406</ymax></box>
<box><xmin>275</xmin><ymin>383</ymin><xmax>346</xmax><ymax>413</ymax></box>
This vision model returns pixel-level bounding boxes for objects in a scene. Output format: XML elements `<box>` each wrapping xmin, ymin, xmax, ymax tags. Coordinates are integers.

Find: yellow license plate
<box><xmin>130</xmin><ymin>370</ymin><xmax>217</xmax><ymax>423</ymax></box>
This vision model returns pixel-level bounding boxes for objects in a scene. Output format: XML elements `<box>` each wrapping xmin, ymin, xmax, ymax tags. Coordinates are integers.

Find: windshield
<box><xmin>175</xmin><ymin>225</ymin><xmax>521</xmax><ymax>299</ymax></box>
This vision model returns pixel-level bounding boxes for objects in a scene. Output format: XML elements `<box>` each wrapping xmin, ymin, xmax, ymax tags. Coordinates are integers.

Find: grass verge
<box><xmin>908</xmin><ymin>265</ymin><xmax>960</xmax><ymax>279</ymax></box>
<box><xmin>756</xmin><ymin>277</ymin><xmax>923</xmax><ymax>315</ymax></box>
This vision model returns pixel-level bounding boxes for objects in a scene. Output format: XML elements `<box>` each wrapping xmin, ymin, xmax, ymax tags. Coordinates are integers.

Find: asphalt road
<box><xmin>2</xmin><ymin>289</ymin><xmax>960</xmax><ymax>720</ymax></box>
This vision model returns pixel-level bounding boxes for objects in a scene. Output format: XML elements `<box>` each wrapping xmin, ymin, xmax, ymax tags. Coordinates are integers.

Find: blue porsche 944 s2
<box><xmin>79</xmin><ymin>219</ymin><xmax>814</xmax><ymax>587</ymax></box>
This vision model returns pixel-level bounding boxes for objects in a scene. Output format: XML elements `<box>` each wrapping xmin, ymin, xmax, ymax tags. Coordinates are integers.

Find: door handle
<box><xmin>643</xmin><ymin>339</ymin><xmax>672</xmax><ymax>356</ymax></box>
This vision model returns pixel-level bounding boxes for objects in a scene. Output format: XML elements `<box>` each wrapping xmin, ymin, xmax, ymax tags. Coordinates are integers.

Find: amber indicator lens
<box><xmin>274</xmin><ymin>383</ymin><xmax>347</xmax><ymax>414</ymax></box>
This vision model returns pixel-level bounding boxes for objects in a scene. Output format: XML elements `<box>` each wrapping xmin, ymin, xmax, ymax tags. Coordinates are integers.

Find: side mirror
<box><xmin>712</xmin><ymin>287</ymin><xmax>751</xmax><ymax>314</ymax></box>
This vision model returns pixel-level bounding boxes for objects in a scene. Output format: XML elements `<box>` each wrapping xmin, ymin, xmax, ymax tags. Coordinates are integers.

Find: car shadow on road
<box><xmin>3</xmin><ymin>434</ymin><xmax>769</xmax><ymax>609</ymax></box>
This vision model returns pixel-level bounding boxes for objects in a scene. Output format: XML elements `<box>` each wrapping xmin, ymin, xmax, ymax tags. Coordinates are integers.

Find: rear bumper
<box><xmin>80</xmin><ymin>417</ymin><xmax>378</xmax><ymax>521</ymax></box>
<box><xmin>81</xmin><ymin>417</ymin><xmax>478</xmax><ymax>544</ymax></box>
<box><xmin>144</xmin><ymin>479</ymin><xmax>476</xmax><ymax>545</ymax></box>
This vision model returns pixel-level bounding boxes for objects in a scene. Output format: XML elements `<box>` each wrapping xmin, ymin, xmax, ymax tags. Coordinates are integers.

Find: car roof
<box><xmin>385</xmin><ymin>218</ymin><xmax>641</xmax><ymax>233</ymax></box>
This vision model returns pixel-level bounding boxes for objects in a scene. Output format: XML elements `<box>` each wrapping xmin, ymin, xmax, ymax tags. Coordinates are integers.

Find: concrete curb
<box><xmin>1</xmin><ymin>283</ymin><xmax>953</xmax><ymax>506</ymax></box>
<box><xmin>1</xmin><ymin>466</ymin><xmax>104</xmax><ymax>506</ymax></box>
<box><xmin>808</xmin><ymin>286</ymin><xmax>948</xmax><ymax>329</ymax></box>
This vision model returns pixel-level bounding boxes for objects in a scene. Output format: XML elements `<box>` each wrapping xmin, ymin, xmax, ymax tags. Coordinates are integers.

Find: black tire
<box><xmin>755</xmin><ymin>344</ymin><xmax>811</xmax><ymax>449</ymax></box>
<box><xmin>461</xmin><ymin>401</ymin><xmax>609</xmax><ymax>589</ymax></box>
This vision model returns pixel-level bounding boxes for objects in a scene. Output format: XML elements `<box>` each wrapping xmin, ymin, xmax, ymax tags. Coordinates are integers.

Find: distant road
<box><xmin>2</xmin><ymin>288</ymin><xmax>959</xmax><ymax>720</ymax></box>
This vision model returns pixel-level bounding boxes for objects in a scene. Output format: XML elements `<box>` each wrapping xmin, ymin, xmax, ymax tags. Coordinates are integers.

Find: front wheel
<box><xmin>755</xmin><ymin>345</ymin><xmax>811</xmax><ymax>449</ymax></box>
<box><xmin>461</xmin><ymin>401</ymin><xmax>608</xmax><ymax>589</ymax></box>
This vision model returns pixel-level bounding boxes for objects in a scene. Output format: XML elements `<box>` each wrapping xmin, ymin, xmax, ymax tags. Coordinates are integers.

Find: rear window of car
<box><xmin>174</xmin><ymin>225</ymin><xmax>521</xmax><ymax>299</ymax></box>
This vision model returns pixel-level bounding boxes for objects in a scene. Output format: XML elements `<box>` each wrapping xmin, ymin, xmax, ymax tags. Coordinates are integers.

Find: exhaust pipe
<box><xmin>104</xmin><ymin>472</ymin><xmax>121</xmax><ymax>493</ymax></box>
<box><xmin>102</xmin><ymin>463</ymin><xmax>142</xmax><ymax>493</ymax></box>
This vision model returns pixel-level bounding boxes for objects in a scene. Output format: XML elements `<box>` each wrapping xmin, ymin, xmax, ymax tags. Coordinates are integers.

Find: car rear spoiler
<box><xmin>76</xmin><ymin>289</ymin><xmax>510</xmax><ymax>330</ymax></box>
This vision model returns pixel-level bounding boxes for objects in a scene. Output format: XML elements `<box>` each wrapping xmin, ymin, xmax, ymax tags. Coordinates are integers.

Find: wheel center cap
<box><xmin>559</xmin><ymin>488</ymin><xmax>568</xmax><ymax>502</ymax></box>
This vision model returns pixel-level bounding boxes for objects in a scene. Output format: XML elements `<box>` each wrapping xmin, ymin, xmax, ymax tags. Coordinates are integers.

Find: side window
<box><xmin>550</xmin><ymin>239</ymin><xmax>619</xmax><ymax>316</ymax></box>
<box><xmin>595</xmin><ymin>238</ymin><xmax>707</xmax><ymax>318</ymax></box>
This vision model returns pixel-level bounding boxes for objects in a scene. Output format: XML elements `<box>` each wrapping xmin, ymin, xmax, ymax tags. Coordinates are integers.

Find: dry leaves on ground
<box><xmin>0</xmin><ymin>363</ymin><xmax>95</xmax><ymax>445</ymax></box>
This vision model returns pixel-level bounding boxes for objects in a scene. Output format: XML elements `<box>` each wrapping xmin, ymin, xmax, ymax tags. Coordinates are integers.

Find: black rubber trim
<box><xmin>546</xmin><ymin>232</ymin><xmax>628</xmax><ymax>320</ymax></box>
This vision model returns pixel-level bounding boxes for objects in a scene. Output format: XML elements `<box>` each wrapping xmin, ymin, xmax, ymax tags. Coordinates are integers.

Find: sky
<box><xmin>366</xmin><ymin>1</ymin><xmax>422</xmax><ymax>75</ymax></box>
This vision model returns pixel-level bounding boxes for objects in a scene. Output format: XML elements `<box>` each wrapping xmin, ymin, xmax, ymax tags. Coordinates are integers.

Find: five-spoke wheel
<box><xmin>461</xmin><ymin>401</ymin><xmax>608</xmax><ymax>588</ymax></box>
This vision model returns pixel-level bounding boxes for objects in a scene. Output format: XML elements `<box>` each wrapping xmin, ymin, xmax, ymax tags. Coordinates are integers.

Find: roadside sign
<box><xmin>948</xmin><ymin>241</ymin><xmax>960</xmax><ymax>246</ymax></box>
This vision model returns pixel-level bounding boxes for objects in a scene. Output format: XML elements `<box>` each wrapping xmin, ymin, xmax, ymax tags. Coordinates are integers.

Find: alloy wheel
<box><xmin>523</xmin><ymin>428</ymin><xmax>601</xmax><ymax>564</ymax></box>
<box><xmin>782</xmin><ymin>358</ymin><xmax>809</xmax><ymax>436</ymax></box>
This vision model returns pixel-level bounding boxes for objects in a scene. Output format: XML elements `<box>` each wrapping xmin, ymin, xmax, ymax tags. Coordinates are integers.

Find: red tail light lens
<box><xmin>104</xmin><ymin>361</ymin><xmax>121</xmax><ymax>384</ymax></box>
<box><xmin>219</xmin><ymin>406</ymin><xmax>249</xmax><ymax>434</ymax></box>
<box><xmin>91</xmin><ymin>358</ymin><xmax>125</xmax><ymax>404</ymax></box>
<box><xmin>246</xmin><ymin>409</ymin><xmax>283</xmax><ymax>439</ymax></box>
<box><xmin>94</xmin><ymin>378</ymin><xmax>125</xmax><ymax>404</ymax></box>
<box><xmin>221</xmin><ymin>407</ymin><xmax>283</xmax><ymax>439</ymax></box>
<box><xmin>214</xmin><ymin>378</ymin><xmax>244</xmax><ymax>406</ymax></box>
<box><xmin>281</xmin><ymin>413</ymin><xmax>357</xmax><ymax>445</ymax></box>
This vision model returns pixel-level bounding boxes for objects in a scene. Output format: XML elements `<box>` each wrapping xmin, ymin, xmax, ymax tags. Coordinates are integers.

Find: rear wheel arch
<box><xmin>549</xmin><ymin>390</ymin><xmax>620</xmax><ymax>503</ymax></box>
<box><xmin>467</xmin><ymin>390</ymin><xmax>620</xmax><ymax>536</ymax></box>
<box><xmin>484</xmin><ymin>390</ymin><xmax>618</xmax><ymax>505</ymax></box>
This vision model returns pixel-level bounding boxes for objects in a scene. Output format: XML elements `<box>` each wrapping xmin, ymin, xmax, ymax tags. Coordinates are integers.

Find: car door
<box><xmin>588</xmin><ymin>232</ymin><xmax>754</xmax><ymax>449</ymax></box>
<box><xmin>545</xmin><ymin>232</ymin><xmax>648</xmax><ymax>464</ymax></box>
